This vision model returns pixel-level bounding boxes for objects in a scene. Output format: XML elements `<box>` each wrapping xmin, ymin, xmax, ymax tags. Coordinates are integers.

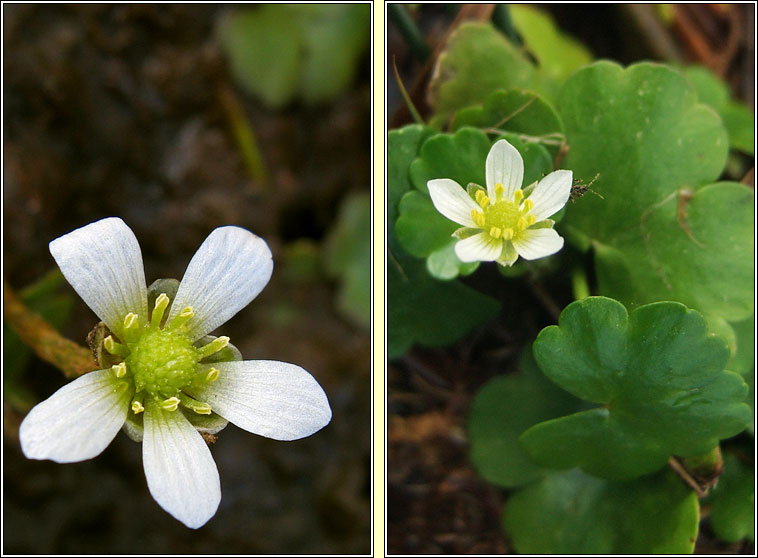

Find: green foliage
<box><xmin>682</xmin><ymin>65</ymin><xmax>755</xmax><ymax>155</ymax></box>
<box><xmin>509</xmin><ymin>5</ymin><xmax>593</xmax><ymax>100</ymax></box>
<box><xmin>219</xmin><ymin>4</ymin><xmax>369</xmax><ymax>108</ymax></box>
<box><xmin>521</xmin><ymin>297</ymin><xmax>751</xmax><ymax>479</ymax></box>
<box><xmin>388</xmin><ymin>125</ymin><xmax>499</xmax><ymax>357</ymax></box>
<box><xmin>504</xmin><ymin>468</ymin><xmax>700</xmax><ymax>554</ymax></box>
<box><xmin>468</xmin><ymin>351</ymin><xmax>583</xmax><ymax>488</ymax></box>
<box><xmin>427</xmin><ymin>22</ymin><xmax>536</xmax><ymax>126</ymax></box>
<box><xmin>558</xmin><ymin>61</ymin><xmax>753</xmax><ymax>321</ymax></box>
<box><xmin>323</xmin><ymin>192</ymin><xmax>371</xmax><ymax>329</ymax></box>
<box><xmin>706</xmin><ymin>452</ymin><xmax>755</xmax><ymax>543</ymax></box>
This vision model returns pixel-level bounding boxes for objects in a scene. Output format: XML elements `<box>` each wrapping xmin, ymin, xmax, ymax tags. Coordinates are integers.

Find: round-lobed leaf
<box><xmin>522</xmin><ymin>296</ymin><xmax>751</xmax><ymax>479</ymax></box>
<box><xmin>503</xmin><ymin>468</ymin><xmax>700</xmax><ymax>554</ymax></box>
<box><xmin>468</xmin><ymin>351</ymin><xmax>583</xmax><ymax>488</ymax></box>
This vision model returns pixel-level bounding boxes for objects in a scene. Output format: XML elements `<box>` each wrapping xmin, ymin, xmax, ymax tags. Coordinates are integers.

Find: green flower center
<box><xmin>127</xmin><ymin>328</ymin><xmax>199</xmax><ymax>398</ymax></box>
<box><xmin>470</xmin><ymin>185</ymin><xmax>536</xmax><ymax>240</ymax></box>
<box><xmin>103</xmin><ymin>293</ymin><xmax>227</xmax><ymax>415</ymax></box>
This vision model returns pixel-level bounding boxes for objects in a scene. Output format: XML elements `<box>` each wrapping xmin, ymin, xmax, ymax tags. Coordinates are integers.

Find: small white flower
<box><xmin>428</xmin><ymin>139</ymin><xmax>573</xmax><ymax>267</ymax></box>
<box><xmin>19</xmin><ymin>217</ymin><xmax>332</xmax><ymax>529</ymax></box>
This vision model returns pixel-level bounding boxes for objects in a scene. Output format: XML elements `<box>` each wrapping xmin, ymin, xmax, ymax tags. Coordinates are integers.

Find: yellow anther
<box><xmin>527</xmin><ymin>215</ymin><xmax>536</xmax><ymax>226</ymax></box>
<box><xmin>104</xmin><ymin>335</ymin><xmax>129</xmax><ymax>358</ymax></box>
<box><xmin>494</xmin><ymin>183</ymin><xmax>505</xmax><ymax>199</ymax></box>
<box><xmin>513</xmin><ymin>189</ymin><xmax>524</xmax><ymax>203</ymax></box>
<box><xmin>131</xmin><ymin>400</ymin><xmax>144</xmax><ymax>414</ymax></box>
<box><xmin>523</xmin><ymin>198</ymin><xmax>534</xmax><ymax>212</ymax></box>
<box><xmin>112</xmin><ymin>362</ymin><xmax>127</xmax><ymax>378</ymax></box>
<box><xmin>489</xmin><ymin>227</ymin><xmax>502</xmax><ymax>239</ymax></box>
<box><xmin>205</xmin><ymin>368</ymin><xmax>220</xmax><ymax>382</ymax></box>
<box><xmin>517</xmin><ymin>217</ymin><xmax>528</xmax><ymax>231</ymax></box>
<box><xmin>475</xmin><ymin>190</ymin><xmax>490</xmax><ymax>208</ymax></box>
<box><xmin>178</xmin><ymin>393</ymin><xmax>211</xmax><ymax>415</ymax></box>
<box><xmin>159</xmin><ymin>396</ymin><xmax>181</xmax><ymax>412</ymax></box>
<box><xmin>502</xmin><ymin>228</ymin><xmax>514</xmax><ymax>240</ymax></box>
<box><xmin>170</xmin><ymin>306</ymin><xmax>194</xmax><ymax>329</ymax></box>
<box><xmin>122</xmin><ymin>313</ymin><xmax>141</xmax><ymax>343</ymax></box>
<box><xmin>151</xmin><ymin>293</ymin><xmax>170</xmax><ymax>328</ymax></box>
<box><xmin>198</xmin><ymin>336</ymin><xmax>230</xmax><ymax>359</ymax></box>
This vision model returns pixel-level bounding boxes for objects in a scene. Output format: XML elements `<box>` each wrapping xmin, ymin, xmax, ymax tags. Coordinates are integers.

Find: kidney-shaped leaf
<box><xmin>521</xmin><ymin>297</ymin><xmax>751</xmax><ymax>480</ymax></box>
<box><xmin>504</xmin><ymin>468</ymin><xmax>700</xmax><ymax>554</ymax></box>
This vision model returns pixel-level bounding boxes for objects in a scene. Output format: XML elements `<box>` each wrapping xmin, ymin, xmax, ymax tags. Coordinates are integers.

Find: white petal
<box><xmin>168</xmin><ymin>227</ymin><xmax>273</xmax><ymax>341</ymax></box>
<box><xmin>512</xmin><ymin>228</ymin><xmax>565</xmax><ymax>260</ymax></box>
<box><xmin>19</xmin><ymin>369</ymin><xmax>131</xmax><ymax>463</ymax></box>
<box><xmin>454</xmin><ymin>232</ymin><xmax>503</xmax><ymax>262</ymax></box>
<box><xmin>186</xmin><ymin>361</ymin><xmax>332</xmax><ymax>441</ymax></box>
<box><xmin>427</xmin><ymin>178</ymin><xmax>479</xmax><ymax>227</ymax></box>
<box><xmin>486</xmin><ymin>139</ymin><xmax>524</xmax><ymax>200</ymax></box>
<box><xmin>49</xmin><ymin>217</ymin><xmax>147</xmax><ymax>339</ymax></box>
<box><xmin>528</xmin><ymin>170</ymin><xmax>573</xmax><ymax>221</ymax></box>
<box><xmin>143</xmin><ymin>400</ymin><xmax>221</xmax><ymax>529</ymax></box>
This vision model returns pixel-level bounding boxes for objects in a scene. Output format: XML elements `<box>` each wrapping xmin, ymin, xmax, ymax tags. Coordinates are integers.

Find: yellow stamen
<box><xmin>170</xmin><ymin>306</ymin><xmax>194</xmax><ymax>329</ymax></box>
<box><xmin>527</xmin><ymin>215</ymin><xmax>536</xmax><ymax>226</ymax></box>
<box><xmin>198</xmin><ymin>336</ymin><xmax>230</xmax><ymax>359</ymax></box>
<box><xmin>523</xmin><ymin>198</ymin><xmax>534</xmax><ymax>212</ymax></box>
<box><xmin>475</xmin><ymin>190</ymin><xmax>490</xmax><ymax>208</ymax></box>
<box><xmin>513</xmin><ymin>189</ymin><xmax>524</xmax><ymax>204</ymax></box>
<box><xmin>151</xmin><ymin>293</ymin><xmax>170</xmax><ymax>328</ymax></box>
<box><xmin>517</xmin><ymin>217</ymin><xmax>528</xmax><ymax>231</ymax></box>
<box><xmin>205</xmin><ymin>367</ymin><xmax>220</xmax><ymax>382</ymax></box>
<box><xmin>502</xmin><ymin>228</ymin><xmax>514</xmax><ymax>240</ymax></box>
<box><xmin>179</xmin><ymin>393</ymin><xmax>212</xmax><ymax>415</ymax></box>
<box><xmin>112</xmin><ymin>362</ymin><xmax>127</xmax><ymax>378</ymax></box>
<box><xmin>489</xmin><ymin>227</ymin><xmax>502</xmax><ymax>239</ymax></box>
<box><xmin>494</xmin><ymin>183</ymin><xmax>505</xmax><ymax>200</ymax></box>
<box><xmin>159</xmin><ymin>396</ymin><xmax>181</xmax><ymax>412</ymax></box>
<box><xmin>104</xmin><ymin>335</ymin><xmax>129</xmax><ymax>358</ymax></box>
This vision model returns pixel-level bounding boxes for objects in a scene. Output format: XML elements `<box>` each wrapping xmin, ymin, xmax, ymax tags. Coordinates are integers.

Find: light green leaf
<box><xmin>504</xmin><ymin>468</ymin><xmax>700</xmax><ymax>554</ymax></box>
<box><xmin>427</xmin><ymin>22</ymin><xmax>536</xmax><ymax>127</ymax></box>
<box><xmin>323</xmin><ymin>192</ymin><xmax>370</xmax><ymax>328</ymax></box>
<box><xmin>522</xmin><ymin>297</ymin><xmax>751</xmax><ymax>480</ymax></box>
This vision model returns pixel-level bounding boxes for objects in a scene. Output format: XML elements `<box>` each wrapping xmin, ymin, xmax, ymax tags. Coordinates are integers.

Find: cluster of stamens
<box><xmin>470</xmin><ymin>184</ymin><xmax>537</xmax><ymax>240</ymax></box>
<box><xmin>104</xmin><ymin>293</ymin><xmax>228</xmax><ymax>416</ymax></box>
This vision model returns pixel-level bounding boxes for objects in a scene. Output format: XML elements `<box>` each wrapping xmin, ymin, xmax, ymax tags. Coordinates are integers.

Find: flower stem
<box><xmin>3</xmin><ymin>280</ymin><xmax>96</xmax><ymax>378</ymax></box>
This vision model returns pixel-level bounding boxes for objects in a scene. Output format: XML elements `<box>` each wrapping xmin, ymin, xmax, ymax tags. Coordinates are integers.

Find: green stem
<box><xmin>218</xmin><ymin>84</ymin><xmax>269</xmax><ymax>186</ymax></box>
<box><xmin>388</xmin><ymin>4</ymin><xmax>430</xmax><ymax>61</ymax></box>
<box><xmin>4</xmin><ymin>281</ymin><xmax>96</xmax><ymax>378</ymax></box>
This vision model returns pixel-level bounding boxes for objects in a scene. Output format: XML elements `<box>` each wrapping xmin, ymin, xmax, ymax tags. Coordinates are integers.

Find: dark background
<box><xmin>3</xmin><ymin>4</ymin><xmax>370</xmax><ymax>554</ymax></box>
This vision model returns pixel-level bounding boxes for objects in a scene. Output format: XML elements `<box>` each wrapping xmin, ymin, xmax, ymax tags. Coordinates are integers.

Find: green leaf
<box><xmin>522</xmin><ymin>297</ymin><xmax>751</xmax><ymax>480</ymax></box>
<box><xmin>559</xmin><ymin>62</ymin><xmax>753</xmax><ymax>321</ymax></box>
<box><xmin>387</xmin><ymin>252</ymin><xmax>498</xmax><ymax>358</ymax></box>
<box><xmin>682</xmin><ymin>65</ymin><xmax>754</xmax><ymax>155</ymax></box>
<box><xmin>468</xmin><ymin>350</ymin><xmax>583</xmax><ymax>488</ymax></box>
<box><xmin>451</xmin><ymin>89</ymin><xmax>565</xmax><ymax>157</ymax></box>
<box><xmin>388</xmin><ymin>125</ymin><xmax>498</xmax><ymax>357</ymax></box>
<box><xmin>395</xmin><ymin>190</ymin><xmax>458</xmax><ymax>258</ymax></box>
<box><xmin>504</xmin><ymin>468</ymin><xmax>700</xmax><ymax>554</ymax></box>
<box><xmin>509</xmin><ymin>5</ymin><xmax>592</xmax><ymax>100</ymax></box>
<box><xmin>729</xmin><ymin>315</ymin><xmax>755</xmax><ymax>378</ymax></box>
<box><xmin>219</xmin><ymin>5</ymin><xmax>369</xmax><ymax>108</ymax></box>
<box><xmin>427</xmin><ymin>22</ymin><xmax>536</xmax><ymax>127</ymax></box>
<box><xmin>323</xmin><ymin>191</ymin><xmax>371</xmax><ymax>328</ymax></box>
<box><xmin>706</xmin><ymin>452</ymin><xmax>755</xmax><ymax>543</ymax></box>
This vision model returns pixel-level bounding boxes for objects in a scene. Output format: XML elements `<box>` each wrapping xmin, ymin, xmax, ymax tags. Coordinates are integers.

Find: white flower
<box><xmin>19</xmin><ymin>217</ymin><xmax>332</xmax><ymax>529</ymax></box>
<box><xmin>428</xmin><ymin>139</ymin><xmax>572</xmax><ymax>267</ymax></box>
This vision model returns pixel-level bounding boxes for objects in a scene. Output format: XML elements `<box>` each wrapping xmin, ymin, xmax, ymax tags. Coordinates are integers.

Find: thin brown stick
<box><xmin>4</xmin><ymin>280</ymin><xmax>96</xmax><ymax>378</ymax></box>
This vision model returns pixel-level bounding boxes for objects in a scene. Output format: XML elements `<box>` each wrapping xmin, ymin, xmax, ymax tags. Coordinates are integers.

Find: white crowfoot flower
<box><xmin>19</xmin><ymin>217</ymin><xmax>332</xmax><ymax>529</ymax></box>
<box><xmin>428</xmin><ymin>138</ymin><xmax>573</xmax><ymax>267</ymax></box>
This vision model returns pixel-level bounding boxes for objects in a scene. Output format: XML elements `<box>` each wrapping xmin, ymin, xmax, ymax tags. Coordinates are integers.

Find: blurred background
<box><xmin>387</xmin><ymin>3</ymin><xmax>754</xmax><ymax>554</ymax></box>
<box><xmin>3</xmin><ymin>4</ymin><xmax>370</xmax><ymax>554</ymax></box>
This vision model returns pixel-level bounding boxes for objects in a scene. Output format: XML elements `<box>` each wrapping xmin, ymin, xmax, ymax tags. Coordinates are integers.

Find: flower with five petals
<box><xmin>19</xmin><ymin>217</ymin><xmax>332</xmax><ymax>529</ymax></box>
<box><xmin>427</xmin><ymin>138</ymin><xmax>573</xmax><ymax>267</ymax></box>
